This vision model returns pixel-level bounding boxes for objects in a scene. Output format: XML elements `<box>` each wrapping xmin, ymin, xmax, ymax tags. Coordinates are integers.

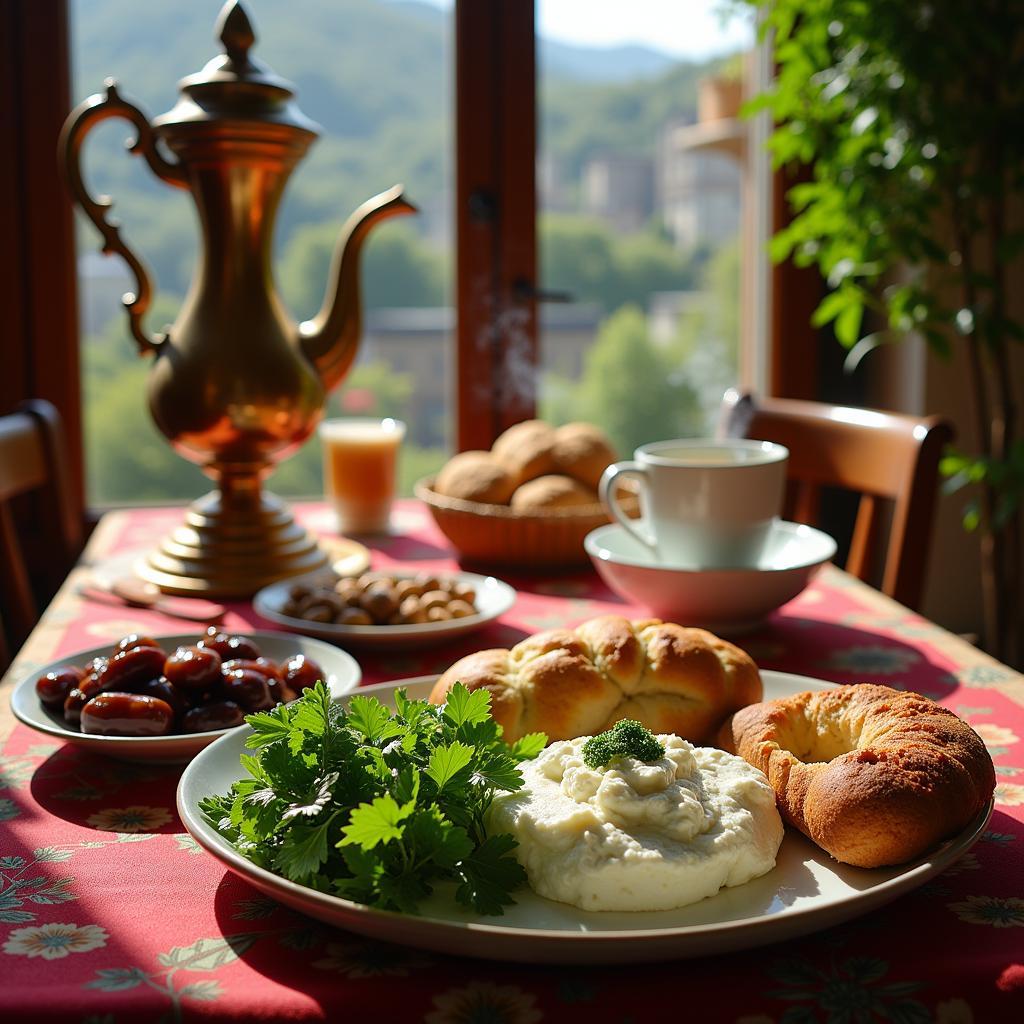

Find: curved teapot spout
<box><xmin>299</xmin><ymin>184</ymin><xmax>417</xmax><ymax>393</ymax></box>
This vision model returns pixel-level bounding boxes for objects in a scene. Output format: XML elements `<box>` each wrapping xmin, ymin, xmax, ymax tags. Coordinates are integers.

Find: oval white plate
<box><xmin>252</xmin><ymin>570</ymin><xmax>515</xmax><ymax>649</ymax></box>
<box><xmin>177</xmin><ymin>671</ymin><xmax>991</xmax><ymax>963</ymax></box>
<box><xmin>10</xmin><ymin>632</ymin><xmax>361</xmax><ymax>765</ymax></box>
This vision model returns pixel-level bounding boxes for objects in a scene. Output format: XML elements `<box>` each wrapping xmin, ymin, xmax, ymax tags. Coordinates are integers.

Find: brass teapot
<box><xmin>61</xmin><ymin>0</ymin><xmax>414</xmax><ymax>596</ymax></box>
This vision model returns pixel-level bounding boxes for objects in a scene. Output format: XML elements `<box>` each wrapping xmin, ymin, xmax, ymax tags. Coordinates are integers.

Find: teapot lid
<box><xmin>152</xmin><ymin>0</ymin><xmax>320</xmax><ymax>138</ymax></box>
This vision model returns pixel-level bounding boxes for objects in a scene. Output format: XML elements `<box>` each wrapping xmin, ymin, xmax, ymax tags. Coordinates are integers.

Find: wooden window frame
<box><xmin>3</xmin><ymin>0</ymin><xmax>539</xmax><ymax>512</ymax></box>
<box><xmin>6</xmin><ymin>1</ymin><xmax>804</xmax><ymax>528</ymax></box>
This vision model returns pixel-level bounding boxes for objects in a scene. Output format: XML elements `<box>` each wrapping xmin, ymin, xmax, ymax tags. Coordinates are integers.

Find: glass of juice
<box><xmin>319</xmin><ymin>418</ymin><xmax>406</xmax><ymax>534</ymax></box>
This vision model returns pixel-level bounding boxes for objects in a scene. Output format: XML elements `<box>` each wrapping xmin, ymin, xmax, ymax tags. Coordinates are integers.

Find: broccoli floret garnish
<box><xmin>582</xmin><ymin>719</ymin><xmax>665</xmax><ymax>770</ymax></box>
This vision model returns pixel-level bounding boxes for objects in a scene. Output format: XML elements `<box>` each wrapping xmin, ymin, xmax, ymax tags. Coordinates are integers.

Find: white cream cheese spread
<box><xmin>490</xmin><ymin>734</ymin><xmax>783</xmax><ymax>911</ymax></box>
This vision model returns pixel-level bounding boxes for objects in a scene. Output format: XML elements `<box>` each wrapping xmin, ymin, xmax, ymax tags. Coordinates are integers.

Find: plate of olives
<box><xmin>10</xmin><ymin>629</ymin><xmax>361</xmax><ymax>764</ymax></box>
<box><xmin>252</xmin><ymin>570</ymin><xmax>516</xmax><ymax>649</ymax></box>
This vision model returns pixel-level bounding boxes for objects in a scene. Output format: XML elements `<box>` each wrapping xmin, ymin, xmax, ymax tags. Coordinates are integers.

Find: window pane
<box><xmin>71</xmin><ymin>0</ymin><xmax>453</xmax><ymax>506</ymax></box>
<box><xmin>537</xmin><ymin>0</ymin><xmax>753</xmax><ymax>462</ymax></box>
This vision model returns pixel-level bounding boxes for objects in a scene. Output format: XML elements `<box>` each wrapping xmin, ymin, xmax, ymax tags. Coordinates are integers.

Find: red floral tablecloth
<box><xmin>1</xmin><ymin>502</ymin><xmax>1022</xmax><ymax>1023</ymax></box>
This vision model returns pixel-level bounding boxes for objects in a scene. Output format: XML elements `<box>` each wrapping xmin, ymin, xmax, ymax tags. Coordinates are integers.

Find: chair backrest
<box><xmin>719</xmin><ymin>390</ymin><xmax>953</xmax><ymax>610</ymax></box>
<box><xmin>0</xmin><ymin>400</ymin><xmax>81</xmax><ymax>668</ymax></box>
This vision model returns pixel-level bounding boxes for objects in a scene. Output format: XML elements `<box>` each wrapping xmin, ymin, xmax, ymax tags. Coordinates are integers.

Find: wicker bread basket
<box><xmin>415</xmin><ymin>476</ymin><xmax>637</xmax><ymax>569</ymax></box>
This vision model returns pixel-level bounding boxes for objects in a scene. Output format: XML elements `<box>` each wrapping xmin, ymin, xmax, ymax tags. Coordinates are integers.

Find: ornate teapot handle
<box><xmin>59</xmin><ymin>80</ymin><xmax>187</xmax><ymax>354</ymax></box>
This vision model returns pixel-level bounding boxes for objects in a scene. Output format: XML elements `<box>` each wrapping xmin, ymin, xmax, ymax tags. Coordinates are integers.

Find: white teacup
<box><xmin>599</xmin><ymin>438</ymin><xmax>789</xmax><ymax>568</ymax></box>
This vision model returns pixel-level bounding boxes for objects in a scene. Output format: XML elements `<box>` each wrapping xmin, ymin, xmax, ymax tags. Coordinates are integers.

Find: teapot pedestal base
<box><xmin>136</xmin><ymin>489</ymin><xmax>329</xmax><ymax>598</ymax></box>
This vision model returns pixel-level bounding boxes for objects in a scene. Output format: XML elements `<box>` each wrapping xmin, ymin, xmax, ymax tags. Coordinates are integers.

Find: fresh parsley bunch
<box><xmin>199</xmin><ymin>681</ymin><xmax>546</xmax><ymax>915</ymax></box>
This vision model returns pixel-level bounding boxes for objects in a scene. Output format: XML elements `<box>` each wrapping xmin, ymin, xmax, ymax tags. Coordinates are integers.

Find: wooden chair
<box><xmin>0</xmin><ymin>400</ymin><xmax>82</xmax><ymax>669</ymax></box>
<box><xmin>719</xmin><ymin>390</ymin><xmax>953</xmax><ymax>611</ymax></box>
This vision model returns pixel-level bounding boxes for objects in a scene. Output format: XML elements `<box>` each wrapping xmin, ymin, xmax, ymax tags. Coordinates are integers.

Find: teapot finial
<box><xmin>216</xmin><ymin>1</ymin><xmax>256</xmax><ymax>65</ymax></box>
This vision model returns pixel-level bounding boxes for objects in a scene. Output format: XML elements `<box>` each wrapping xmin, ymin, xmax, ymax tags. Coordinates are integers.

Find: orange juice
<box><xmin>319</xmin><ymin>418</ymin><xmax>406</xmax><ymax>533</ymax></box>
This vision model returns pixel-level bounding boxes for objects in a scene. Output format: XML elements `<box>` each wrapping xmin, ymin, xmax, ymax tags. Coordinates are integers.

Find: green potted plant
<box><xmin>742</xmin><ymin>0</ymin><xmax>1024</xmax><ymax>665</ymax></box>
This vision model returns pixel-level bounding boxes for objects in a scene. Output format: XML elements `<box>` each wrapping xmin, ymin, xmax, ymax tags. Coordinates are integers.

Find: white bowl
<box><xmin>584</xmin><ymin>521</ymin><xmax>837</xmax><ymax>632</ymax></box>
<box><xmin>253</xmin><ymin>570</ymin><xmax>515</xmax><ymax>649</ymax></box>
<box><xmin>10</xmin><ymin>632</ymin><xmax>362</xmax><ymax>764</ymax></box>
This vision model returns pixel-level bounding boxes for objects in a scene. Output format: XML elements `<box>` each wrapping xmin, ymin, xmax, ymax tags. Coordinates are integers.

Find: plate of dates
<box><xmin>10</xmin><ymin>629</ymin><xmax>361</xmax><ymax>764</ymax></box>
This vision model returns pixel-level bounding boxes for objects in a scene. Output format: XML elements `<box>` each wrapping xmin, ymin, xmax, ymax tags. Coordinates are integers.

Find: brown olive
<box><xmin>80</xmin><ymin>692</ymin><xmax>173</xmax><ymax>737</ymax></box>
<box><xmin>198</xmin><ymin>627</ymin><xmax>261</xmax><ymax>661</ymax></box>
<box><xmin>99</xmin><ymin>645</ymin><xmax>167</xmax><ymax>693</ymax></box>
<box><xmin>332</xmin><ymin>606</ymin><xmax>370</xmax><ymax>626</ymax></box>
<box><xmin>360</xmin><ymin>584</ymin><xmax>399</xmax><ymax>622</ymax></box>
<box><xmin>181</xmin><ymin>701</ymin><xmax>245</xmax><ymax>734</ymax></box>
<box><xmin>36</xmin><ymin>665</ymin><xmax>84</xmax><ymax>709</ymax></box>
<box><xmin>280</xmin><ymin>654</ymin><xmax>326</xmax><ymax>693</ymax></box>
<box><xmin>420</xmin><ymin>589</ymin><xmax>451</xmax><ymax>611</ymax></box>
<box><xmin>222</xmin><ymin>668</ymin><xmax>273</xmax><ymax>711</ymax></box>
<box><xmin>164</xmin><ymin>645</ymin><xmax>222</xmax><ymax>693</ymax></box>
<box><xmin>114</xmin><ymin>634</ymin><xmax>164</xmax><ymax>655</ymax></box>
<box><xmin>399</xmin><ymin>596</ymin><xmax>428</xmax><ymax>624</ymax></box>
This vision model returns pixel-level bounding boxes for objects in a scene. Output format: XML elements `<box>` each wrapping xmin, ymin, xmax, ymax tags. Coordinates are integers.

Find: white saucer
<box><xmin>584</xmin><ymin>520</ymin><xmax>837</xmax><ymax>632</ymax></box>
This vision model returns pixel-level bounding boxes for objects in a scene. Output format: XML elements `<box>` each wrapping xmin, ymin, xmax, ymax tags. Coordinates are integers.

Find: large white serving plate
<box><xmin>178</xmin><ymin>672</ymin><xmax>991</xmax><ymax>964</ymax></box>
<box><xmin>253</xmin><ymin>570</ymin><xmax>515</xmax><ymax>649</ymax></box>
<box><xmin>10</xmin><ymin>632</ymin><xmax>361</xmax><ymax>765</ymax></box>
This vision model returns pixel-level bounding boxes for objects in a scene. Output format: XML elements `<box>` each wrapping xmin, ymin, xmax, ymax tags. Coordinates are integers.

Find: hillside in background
<box><xmin>70</xmin><ymin>0</ymin><xmax>720</xmax><ymax>302</ymax></box>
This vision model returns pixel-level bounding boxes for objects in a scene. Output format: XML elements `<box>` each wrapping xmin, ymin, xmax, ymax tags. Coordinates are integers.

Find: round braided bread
<box><xmin>718</xmin><ymin>684</ymin><xmax>996</xmax><ymax>867</ymax></box>
<box><xmin>430</xmin><ymin>615</ymin><xmax>762</xmax><ymax>744</ymax></box>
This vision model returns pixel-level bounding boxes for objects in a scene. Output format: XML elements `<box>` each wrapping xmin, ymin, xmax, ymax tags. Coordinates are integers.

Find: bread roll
<box><xmin>719</xmin><ymin>684</ymin><xmax>996</xmax><ymax>867</ymax></box>
<box><xmin>510</xmin><ymin>474</ymin><xmax>599</xmax><ymax>511</ymax></box>
<box><xmin>491</xmin><ymin>419</ymin><xmax>557</xmax><ymax>484</ymax></box>
<box><xmin>431</xmin><ymin>615</ymin><xmax>761</xmax><ymax>744</ymax></box>
<box><xmin>552</xmin><ymin>422</ymin><xmax>617</xmax><ymax>491</ymax></box>
<box><xmin>434</xmin><ymin>451</ymin><xmax>517</xmax><ymax>504</ymax></box>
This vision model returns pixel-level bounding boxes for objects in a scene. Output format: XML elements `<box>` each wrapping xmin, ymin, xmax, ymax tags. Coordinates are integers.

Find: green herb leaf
<box><xmin>424</xmin><ymin>742</ymin><xmax>474</xmax><ymax>792</ymax></box>
<box><xmin>456</xmin><ymin>834</ymin><xmax>527</xmax><ymax>915</ymax></box>
<box><xmin>347</xmin><ymin>695</ymin><xmax>404</xmax><ymax>744</ymax></box>
<box><xmin>441</xmin><ymin>682</ymin><xmax>492</xmax><ymax>728</ymax></box>
<box><xmin>273</xmin><ymin>821</ymin><xmax>332</xmax><ymax>882</ymax></box>
<box><xmin>339</xmin><ymin>794</ymin><xmax>414</xmax><ymax>850</ymax></box>
<box><xmin>510</xmin><ymin>732</ymin><xmax>547</xmax><ymax>760</ymax></box>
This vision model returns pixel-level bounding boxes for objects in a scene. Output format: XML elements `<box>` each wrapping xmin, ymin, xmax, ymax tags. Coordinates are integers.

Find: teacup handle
<box><xmin>599</xmin><ymin>461</ymin><xmax>656</xmax><ymax>551</ymax></box>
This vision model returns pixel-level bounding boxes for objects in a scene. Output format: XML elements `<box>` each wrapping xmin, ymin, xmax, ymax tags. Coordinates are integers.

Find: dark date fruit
<box><xmin>35</xmin><ymin>665</ymin><xmax>84</xmax><ymax>708</ymax></box>
<box><xmin>198</xmin><ymin>627</ymin><xmax>262</xmax><ymax>661</ymax></box>
<box><xmin>221</xmin><ymin>668</ymin><xmax>274</xmax><ymax>712</ymax></box>
<box><xmin>164</xmin><ymin>645</ymin><xmax>222</xmax><ymax>693</ymax></box>
<box><xmin>63</xmin><ymin>673</ymin><xmax>104</xmax><ymax>727</ymax></box>
<box><xmin>99</xmin><ymin>645</ymin><xmax>167</xmax><ymax>693</ymax></box>
<box><xmin>46</xmin><ymin>632</ymin><xmax>313</xmax><ymax>737</ymax></box>
<box><xmin>131</xmin><ymin>676</ymin><xmax>187</xmax><ymax>718</ymax></box>
<box><xmin>280</xmin><ymin>654</ymin><xmax>326</xmax><ymax>694</ymax></box>
<box><xmin>181</xmin><ymin>701</ymin><xmax>245</xmax><ymax>734</ymax></box>
<box><xmin>113</xmin><ymin>634</ymin><xmax>164</xmax><ymax>655</ymax></box>
<box><xmin>80</xmin><ymin>692</ymin><xmax>173</xmax><ymax>737</ymax></box>
<box><xmin>223</xmin><ymin>660</ymin><xmax>295</xmax><ymax>705</ymax></box>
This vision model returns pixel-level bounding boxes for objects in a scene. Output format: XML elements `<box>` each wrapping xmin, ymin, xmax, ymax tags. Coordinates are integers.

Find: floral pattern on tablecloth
<box><xmin>1</xmin><ymin>503</ymin><xmax>1022</xmax><ymax>1022</ymax></box>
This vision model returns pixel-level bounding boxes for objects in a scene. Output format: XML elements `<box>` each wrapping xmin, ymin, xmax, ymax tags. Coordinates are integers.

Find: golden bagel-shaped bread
<box><xmin>552</xmin><ymin>421</ymin><xmax>617</xmax><ymax>491</ymax></box>
<box><xmin>431</xmin><ymin>615</ymin><xmax>762</xmax><ymax>744</ymax></box>
<box><xmin>434</xmin><ymin>451</ymin><xmax>517</xmax><ymax>504</ymax></box>
<box><xmin>719</xmin><ymin>684</ymin><xmax>995</xmax><ymax>868</ymax></box>
<box><xmin>492</xmin><ymin>419</ymin><xmax>558</xmax><ymax>485</ymax></box>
